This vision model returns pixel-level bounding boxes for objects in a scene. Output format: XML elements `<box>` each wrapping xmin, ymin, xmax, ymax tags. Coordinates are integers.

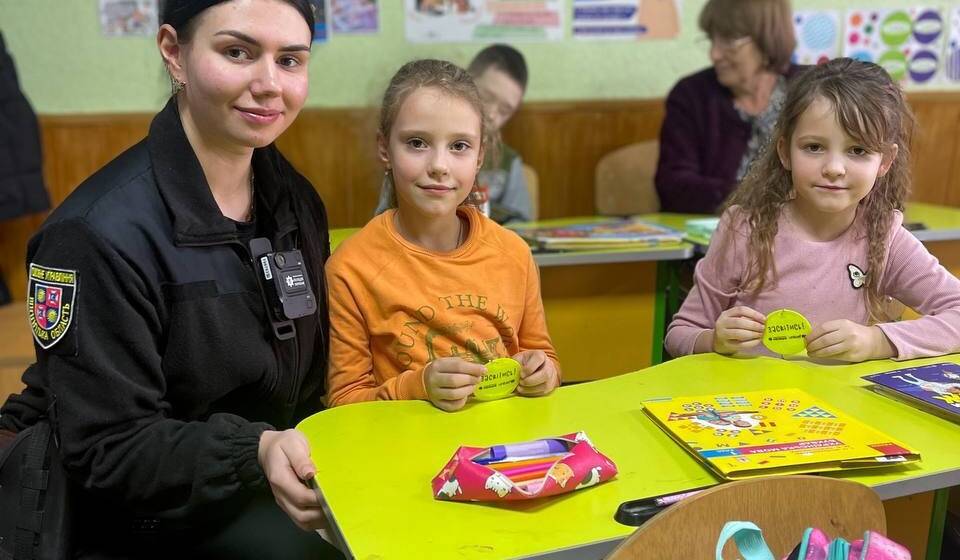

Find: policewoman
<box><xmin>0</xmin><ymin>1</ymin><xmax>342</xmax><ymax>557</ymax></box>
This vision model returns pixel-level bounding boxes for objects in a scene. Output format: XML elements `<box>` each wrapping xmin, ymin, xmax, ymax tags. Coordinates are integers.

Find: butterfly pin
<box><xmin>847</xmin><ymin>264</ymin><xmax>866</xmax><ymax>289</ymax></box>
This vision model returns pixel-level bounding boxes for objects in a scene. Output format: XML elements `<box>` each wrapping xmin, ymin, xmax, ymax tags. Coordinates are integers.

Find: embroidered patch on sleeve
<box><xmin>27</xmin><ymin>263</ymin><xmax>77</xmax><ymax>349</ymax></box>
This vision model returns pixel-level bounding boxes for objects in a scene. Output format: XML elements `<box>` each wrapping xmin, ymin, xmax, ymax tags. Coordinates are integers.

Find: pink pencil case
<box><xmin>431</xmin><ymin>431</ymin><xmax>618</xmax><ymax>502</ymax></box>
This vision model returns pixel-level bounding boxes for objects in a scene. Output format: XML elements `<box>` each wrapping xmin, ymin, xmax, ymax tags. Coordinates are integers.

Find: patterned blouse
<box><xmin>734</xmin><ymin>76</ymin><xmax>787</xmax><ymax>182</ymax></box>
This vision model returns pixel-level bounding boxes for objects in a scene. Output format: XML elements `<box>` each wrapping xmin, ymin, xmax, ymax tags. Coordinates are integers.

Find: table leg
<box><xmin>926</xmin><ymin>487</ymin><xmax>950</xmax><ymax>560</ymax></box>
<box><xmin>651</xmin><ymin>263</ymin><xmax>668</xmax><ymax>365</ymax></box>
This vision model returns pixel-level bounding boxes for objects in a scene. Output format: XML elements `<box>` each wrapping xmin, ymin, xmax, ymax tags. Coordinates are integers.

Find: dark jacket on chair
<box><xmin>0</xmin><ymin>32</ymin><xmax>49</xmax><ymax>221</ymax></box>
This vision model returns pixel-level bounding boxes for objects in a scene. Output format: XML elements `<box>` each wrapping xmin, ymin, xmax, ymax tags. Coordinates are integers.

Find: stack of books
<box><xmin>512</xmin><ymin>219</ymin><xmax>683</xmax><ymax>251</ymax></box>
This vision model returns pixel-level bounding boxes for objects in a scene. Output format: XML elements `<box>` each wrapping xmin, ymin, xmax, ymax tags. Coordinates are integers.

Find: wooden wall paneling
<box><xmin>4</xmin><ymin>94</ymin><xmax>960</xmax><ymax>302</ymax></box>
<box><xmin>503</xmin><ymin>99</ymin><xmax>666</xmax><ymax>219</ymax></box>
<box><xmin>0</xmin><ymin>213</ymin><xmax>43</xmax><ymax>301</ymax></box>
<box><xmin>908</xmin><ymin>93</ymin><xmax>960</xmax><ymax>206</ymax></box>
<box><xmin>276</xmin><ymin>108</ymin><xmax>383</xmax><ymax>228</ymax></box>
<box><xmin>1</xmin><ymin>114</ymin><xmax>150</xmax><ymax>303</ymax></box>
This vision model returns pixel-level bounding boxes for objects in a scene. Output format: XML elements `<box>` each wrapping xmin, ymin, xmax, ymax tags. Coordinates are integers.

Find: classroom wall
<box><xmin>2</xmin><ymin>0</ymin><xmax>960</xmax><ymax>115</ymax></box>
<box><xmin>4</xmin><ymin>0</ymin><xmax>960</xmax><ymax>300</ymax></box>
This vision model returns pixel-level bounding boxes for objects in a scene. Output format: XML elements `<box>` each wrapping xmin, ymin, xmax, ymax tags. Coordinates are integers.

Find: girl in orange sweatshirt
<box><xmin>325</xmin><ymin>59</ymin><xmax>560</xmax><ymax>411</ymax></box>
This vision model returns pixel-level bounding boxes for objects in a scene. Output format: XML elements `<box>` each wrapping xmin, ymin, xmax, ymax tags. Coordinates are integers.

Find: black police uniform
<box><xmin>0</xmin><ymin>100</ymin><xmax>338</xmax><ymax>557</ymax></box>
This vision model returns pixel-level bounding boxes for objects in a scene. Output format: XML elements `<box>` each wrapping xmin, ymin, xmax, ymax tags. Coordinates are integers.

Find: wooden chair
<box><xmin>606</xmin><ymin>476</ymin><xmax>886</xmax><ymax>560</ymax></box>
<box><xmin>522</xmin><ymin>163</ymin><xmax>539</xmax><ymax>221</ymax></box>
<box><xmin>595</xmin><ymin>141</ymin><xmax>660</xmax><ymax>216</ymax></box>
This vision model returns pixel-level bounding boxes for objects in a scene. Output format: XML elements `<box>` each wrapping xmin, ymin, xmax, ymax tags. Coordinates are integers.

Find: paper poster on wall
<box><xmin>572</xmin><ymin>0</ymin><xmax>681</xmax><ymax>40</ymax></box>
<box><xmin>99</xmin><ymin>0</ymin><xmax>157</xmax><ymax>37</ymax></box>
<box><xmin>843</xmin><ymin>7</ymin><xmax>945</xmax><ymax>85</ymax></box>
<box><xmin>331</xmin><ymin>0</ymin><xmax>379</xmax><ymax>33</ymax></box>
<box><xmin>405</xmin><ymin>0</ymin><xmax>563</xmax><ymax>43</ymax></box>
<box><xmin>792</xmin><ymin>10</ymin><xmax>839</xmax><ymax>65</ymax></box>
<box><xmin>308</xmin><ymin>0</ymin><xmax>330</xmax><ymax>42</ymax></box>
<box><xmin>945</xmin><ymin>8</ymin><xmax>960</xmax><ymax>82</ymax></box>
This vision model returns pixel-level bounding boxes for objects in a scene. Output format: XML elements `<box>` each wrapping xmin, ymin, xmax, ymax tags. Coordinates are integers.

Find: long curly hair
<box><xmin>724</xmin><ymin>58</ymin><xmax>914</xmax><ymax>322</ymax></box>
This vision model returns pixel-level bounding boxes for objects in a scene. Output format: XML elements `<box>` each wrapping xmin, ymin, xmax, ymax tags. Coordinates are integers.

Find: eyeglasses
<box><xmin>698</xmin><ymin>35</ymin><xmax>752</xmax><ymax>55</ymax></box>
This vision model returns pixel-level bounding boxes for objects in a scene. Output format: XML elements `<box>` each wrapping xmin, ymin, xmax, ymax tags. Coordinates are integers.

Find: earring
<box><xmin>172</xmin><ymin>79</ymin><xmax>186</xmax><ymax>94</ymax></box>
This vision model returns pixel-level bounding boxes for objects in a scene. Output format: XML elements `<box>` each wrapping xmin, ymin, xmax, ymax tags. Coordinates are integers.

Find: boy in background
<box><xmin>374</xmin><ymin>44</ymin><xmax>533</xmax><ymax>223</ymax></box>
<box><xmin>468</xmin><ymin>44</ymin><xmax>532</xmax><ymax>224</ymax></box>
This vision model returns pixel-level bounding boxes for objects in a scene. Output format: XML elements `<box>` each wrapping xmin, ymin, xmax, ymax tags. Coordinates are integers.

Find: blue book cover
<box><xmin>863</xmin><ymin>363</ymin><xmax>960</xmax><ymax>421</ymax></box>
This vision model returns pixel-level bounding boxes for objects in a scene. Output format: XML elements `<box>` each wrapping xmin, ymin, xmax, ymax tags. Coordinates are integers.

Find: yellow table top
<box><xmin>330</xmin><ymin>227</ymin><xmax>359</xmax><ymax>252</ymax></box>
<box><xmin>299</xmin><ymin>354</ymin><xmax>960</xmax><ymax>559</ymax></box>
<box><xmin>904</xmin><ymin>202</ymin><xmax>960</xmax><ymax>242</ymax></box>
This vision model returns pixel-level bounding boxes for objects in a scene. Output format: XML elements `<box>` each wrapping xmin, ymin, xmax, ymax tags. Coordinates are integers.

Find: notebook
<box><xmin>863</xmin><ymin>362</ymin><xmax>960</xmax><ymax>423</ymax></box>
<box><xmin>642</xmin><ymin>388</ymin><xmax>919</xmax><ymax>480</ymax></box>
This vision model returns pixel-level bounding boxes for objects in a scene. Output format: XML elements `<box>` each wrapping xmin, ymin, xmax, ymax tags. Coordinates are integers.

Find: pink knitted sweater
<box><xmin>666</xmin><ymin>206</ymin><xmax>960</xmax><ymax>360</ymax></box>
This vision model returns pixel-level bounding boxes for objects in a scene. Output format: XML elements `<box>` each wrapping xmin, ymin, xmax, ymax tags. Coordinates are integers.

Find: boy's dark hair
<box><xmin>468</xmin><ymin>44</ymin><xmax>528</xmax><ymax>91</ymax></box>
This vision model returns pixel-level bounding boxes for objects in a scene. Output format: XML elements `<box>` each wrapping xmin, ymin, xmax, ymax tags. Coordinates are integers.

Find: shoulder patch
<box><xmin>27</xmin><ymin>263</ymin><xmax>78</xmax><ymax>349</ymax></box>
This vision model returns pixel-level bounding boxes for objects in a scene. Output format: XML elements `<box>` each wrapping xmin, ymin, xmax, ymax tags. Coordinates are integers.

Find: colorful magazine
<box><xmin>512</xmin><ymin>219</ymin><xmax>683</xmax><ymax>251</ymax></box>
<box><xmin>642</xmin><ymin>388</ymin><xmax>919</xmax><ymax>480</ymax></box>
<box><xmin>863</xmin><ymin>363</ymin><xmax>960</xmax><ymax>423</ymax></box>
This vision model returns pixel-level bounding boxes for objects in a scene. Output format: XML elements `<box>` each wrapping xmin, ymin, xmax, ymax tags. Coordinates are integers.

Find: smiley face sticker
<box><xmin>473</xmin><ymin>357</ymin><xmax>521</xmax><ymax>401</ymax></box>
<box><xmin>762</xmin><ymin>309</ymin><xmax>812</xmax><ymax>355</ymax></box>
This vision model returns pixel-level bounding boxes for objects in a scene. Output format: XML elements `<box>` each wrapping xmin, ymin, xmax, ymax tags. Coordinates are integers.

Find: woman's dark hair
<box><xmin>161</xmin><ymin>0</ymin><xmax>315</xmax><ymax>42</ymax></box>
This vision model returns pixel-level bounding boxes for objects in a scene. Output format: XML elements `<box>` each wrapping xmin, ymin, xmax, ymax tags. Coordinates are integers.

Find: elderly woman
<box><xmin>655</xmin><ymin>0</ymin><xmax>799</xmax><ymax>214</ymax></box>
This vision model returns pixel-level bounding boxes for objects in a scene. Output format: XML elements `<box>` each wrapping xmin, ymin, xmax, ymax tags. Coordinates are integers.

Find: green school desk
<box><xmin>639</xmin><ymin>203</ymin><xmax>960</xmax><ymax>250</ymax></box>
<box><xmin>300</xmin><ymin>353</ymin><xmax>960</xmax><ymax>560</ymax></box>
<box><xmin>329</xmin><ymin>223</ymin><xmax>695</xmax><ymax>381</ymax></box>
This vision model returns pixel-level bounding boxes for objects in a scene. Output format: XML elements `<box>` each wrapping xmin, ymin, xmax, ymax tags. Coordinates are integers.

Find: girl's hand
<box><xmin>424</xmin><ymin>357</ymin><xmax>486</xmax><ymax>412</ymax></box>
<box><xmin>514</xmin><ymin>350</ymin><xmax>560</xmax><ymax>397</ymax></box>
<box><xmin>806</xmin><ymin>320</ymin><xmax>895</xmax><ymax>362</ymax></box>
<box><xmin>712</xmin><ymin>306</ymin><xmax>767</xmax><ymax>355</ymax></box>
<box><xmin>258</xmin><ymin>429</ymin><xmax>330</xmax><ymax>531</ymax></box>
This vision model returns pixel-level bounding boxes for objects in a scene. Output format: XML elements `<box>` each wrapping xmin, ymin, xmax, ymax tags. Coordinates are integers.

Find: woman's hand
<box><xmin>258</xmin><ymin>429</ymin><xmax>329</xmax><ymax>531</ymax></box>
<box><xmin>806</xmin><ymin>320</ymin><xmax>895</xmax><ymax>362</ymax></box>
<box><xmin>712</xmin><ymin>306</ymin><xmax>767</xmax><ymax>355</ymax></box>
<box><xmin>424</xmin><ymin>357</ymin><xmax>486</xmax><ymax>412</ymax></box>
<box><xmin>514</xmin><ymin>350</ymin><xmax>560</xmax><ymax>397</ymax></box>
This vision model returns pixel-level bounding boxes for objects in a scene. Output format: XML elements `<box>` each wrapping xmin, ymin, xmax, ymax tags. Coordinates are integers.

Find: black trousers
<box><xmin>77</xmin><ymin>491</ymin><xmax>346</xmax><ymax>559</ymax></box>
<box><xmin>192</xmin><ymin>492</ymin><xmax>345</xmax><ymax>559</ymax></box>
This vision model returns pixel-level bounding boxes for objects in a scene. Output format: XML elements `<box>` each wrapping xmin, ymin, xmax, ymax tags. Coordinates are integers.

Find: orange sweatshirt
<box><xmin>326</xmin><ymin>206</ymin><xmax>559</xmax><ymax>406</ymax></box>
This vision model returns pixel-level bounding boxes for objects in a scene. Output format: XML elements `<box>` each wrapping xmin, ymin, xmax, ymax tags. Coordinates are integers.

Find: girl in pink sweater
<box><xmin>666</xmin><ymin>58</ymin><xmax>960</xmax><ymax>362</ymax></box>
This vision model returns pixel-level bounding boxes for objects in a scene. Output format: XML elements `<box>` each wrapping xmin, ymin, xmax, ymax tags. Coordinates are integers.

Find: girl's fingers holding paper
<box><xmin>431</xmin><ymin>384</ymin><xmax>477</xmax><ymax>402</ymax></box>
<box><xmin>434</xmin><ymin>372</ymin><xmax>482</xmax><ymax>389</ymax></box>
<box><xmin>433</xmin><ymin>357</ymin><xmax>487</xmax><ymax>378</ymax></box>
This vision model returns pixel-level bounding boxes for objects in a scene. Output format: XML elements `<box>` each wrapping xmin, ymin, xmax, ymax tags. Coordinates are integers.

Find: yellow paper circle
<box><xmin>762</xmin><ymin>309</ymin><xmax>812</xmax><ymax>355</ymax></box>
<box><xmin>473</xmin><ymin>358</ymin><xmax>521</xmax><ymax>401</ymax></box>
